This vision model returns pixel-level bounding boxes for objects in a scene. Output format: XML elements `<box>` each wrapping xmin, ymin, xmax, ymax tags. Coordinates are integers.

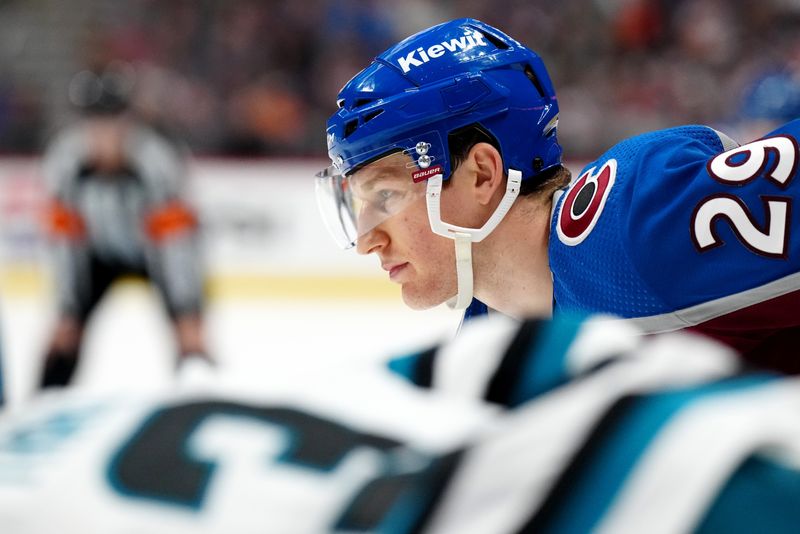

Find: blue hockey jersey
<box><xmin>548</xmin><ymin>121</ymin><xmax>800</xmax><ymax>366</ymax></box>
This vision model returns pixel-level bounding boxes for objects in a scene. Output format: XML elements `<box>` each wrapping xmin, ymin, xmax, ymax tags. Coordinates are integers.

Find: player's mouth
<box><xmin>383</xmin><ymin>262</ymin><xmax>409</xmax><ymax>281</ymax></box>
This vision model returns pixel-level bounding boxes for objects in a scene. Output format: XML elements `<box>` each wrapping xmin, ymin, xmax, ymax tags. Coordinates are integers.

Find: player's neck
<box><xmin>472</xmin><ymin>198</ymin><xmax>553</xmax><ymax>319</ymax></box>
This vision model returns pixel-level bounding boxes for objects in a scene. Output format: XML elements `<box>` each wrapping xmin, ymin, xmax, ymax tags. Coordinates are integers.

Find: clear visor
<box><xmin>316</xmin><ymin>139</ymin><xmax>446</xmax><ymax>249</ymax></box>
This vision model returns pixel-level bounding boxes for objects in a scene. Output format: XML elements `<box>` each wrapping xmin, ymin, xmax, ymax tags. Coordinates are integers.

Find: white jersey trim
<box><xmin>433</xmin><ymin>315</ymin><xmax>519</xmax><ymax>400</ymax></box>
<box><xmin>601</xmin><ymin>270</ymin><xmax>800</xmax><ymax>334</ymax></box>
<box><xmin>425</xmin><ymin>332</ymin><xmax>738</xmax><ymax>534</ymax></box>
<box><xmin>595</xmin><ymin>379</ymin><xmax>800</xmax><ymax>534</ymax></box>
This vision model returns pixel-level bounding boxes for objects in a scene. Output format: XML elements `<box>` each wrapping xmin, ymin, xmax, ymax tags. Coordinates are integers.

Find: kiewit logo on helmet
<box><xmin>397</xmin><ymin>30</ymin><xmax>488</xmax><ymax>74</ymax></box>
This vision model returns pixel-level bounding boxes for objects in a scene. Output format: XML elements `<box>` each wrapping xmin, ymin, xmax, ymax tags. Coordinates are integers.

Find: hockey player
<box><xmin>38</xmin><ymin>67</ymin><xmax>210</xmax><ymax>388</ymax></box>
<box><xmin>0</xmin><ymin>314</ymin><xmax>799</xmax><ymax>533</ymax></box>
<box><xmin>316</xmin><ymin>18</ymin><xmax>800</xmax><ymax>371</ymax></box>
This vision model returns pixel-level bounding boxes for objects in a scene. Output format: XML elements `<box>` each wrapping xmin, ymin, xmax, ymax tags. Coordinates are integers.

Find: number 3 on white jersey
<box><xmin>691</xmin><ymin>135</ymin><xmax>798</xmax><ymax>258</ymax></box>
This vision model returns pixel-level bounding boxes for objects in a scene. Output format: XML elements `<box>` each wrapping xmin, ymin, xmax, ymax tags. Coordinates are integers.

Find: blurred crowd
<box><xmin>1</xmin><ymin>0</ymin><xmax>799</xmax><ymax>159</ymax></box>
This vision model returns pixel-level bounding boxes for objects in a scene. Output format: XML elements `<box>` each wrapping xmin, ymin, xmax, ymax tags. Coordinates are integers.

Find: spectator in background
<box><xmin>38</xmin><ymin>65</ymin><xmax>212</xmax><ymax>387</ymax></box>
<box><xmin>738</xmin><ymin>69</ymin><xmax>800</xmax><ymax>136</ymax></box>
<box><xmin>223</xmin><ymin>73</ymin><xmax>309</xmax><ymax>156</ymax></box>
<box><xmin>2</xmin><ymin>0</ymin><xmax>800</xmax><ymax>158</ymax></box>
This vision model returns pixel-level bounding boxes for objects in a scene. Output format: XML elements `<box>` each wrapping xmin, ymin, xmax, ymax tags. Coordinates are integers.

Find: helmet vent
<box><xmin>362</xmin><ymin>109</ymin><xmax>384</xmax><ymax>123</ymax></box>
<box><xmin>471</xmin><ymin>26</ymin><xmax>510</xmax><ymax>50</ymax></box>
<box><xmin>524</xmin><ymin>65</ymin><xmax>546</xmax><ymax>98</ymax></box>
<box><xmin>344</xmin><ymin>119</ymin><xmax>358</xmax><ymax>138</ymax></box>
<box><xmin>353</xmin><ymin>97</ymin><xmax>375</xmax><ymax>109</ymax></box>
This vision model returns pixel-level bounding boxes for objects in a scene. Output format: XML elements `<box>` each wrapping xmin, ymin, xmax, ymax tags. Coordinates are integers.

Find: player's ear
<box><xmin>468</xmin><ymin>142</ymin><xmax>505</xmax><ymax>206</ymax></box>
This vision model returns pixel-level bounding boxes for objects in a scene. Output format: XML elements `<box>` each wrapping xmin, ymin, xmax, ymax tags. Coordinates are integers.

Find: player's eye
<box><xmin>374</xmin><ymin>189</ymin><xmax>406</xmax><ymax>214</ymax></box>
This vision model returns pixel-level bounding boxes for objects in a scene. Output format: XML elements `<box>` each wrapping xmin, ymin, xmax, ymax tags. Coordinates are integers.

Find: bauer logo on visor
<box><xmin>412</xmin><ymin>165</ymin><xmax>443</xmax><ymax>183</ymax></box>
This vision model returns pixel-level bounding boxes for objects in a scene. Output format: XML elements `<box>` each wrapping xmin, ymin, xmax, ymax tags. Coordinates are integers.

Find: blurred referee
<box><xmin>38</xmin><ymin>64</ymin><xmax>211</xmax><ymax>388</ymax></box>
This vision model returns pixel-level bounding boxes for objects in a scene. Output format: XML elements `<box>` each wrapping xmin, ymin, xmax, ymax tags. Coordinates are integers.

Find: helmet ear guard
<box><xmin>425</xmin><ymin>168</ymin><xmax>522</xmax><ymax>309</ymax></box>
<box><xmin>425</xmin><ymin>170</ymin><xmax>522</xmax><ymax>244</ymax></box>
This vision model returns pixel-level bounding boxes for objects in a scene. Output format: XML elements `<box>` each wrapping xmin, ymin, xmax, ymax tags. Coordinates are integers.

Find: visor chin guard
<box><xmin>425</xmin><ymin>168</ymin><xmax>522</xmax><ymax>309</ymax></box>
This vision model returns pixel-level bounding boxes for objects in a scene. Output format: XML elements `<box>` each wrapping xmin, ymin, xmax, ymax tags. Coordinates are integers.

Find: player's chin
<box><xmin>401</xmin><ymin>284</ymin><xmax>450</xmax><ymax>310</ymax></box>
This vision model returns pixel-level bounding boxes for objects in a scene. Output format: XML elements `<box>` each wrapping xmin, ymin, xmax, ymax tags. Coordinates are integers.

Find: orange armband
<box><xmin>145</xmin><ymin>201</ymin><xmax>198</xmax><ymax>242</ymax></box>
<box><xmin>44</xmin><ymin>200</ymin><xmax>86</xmax><ymax>240</ymax></box>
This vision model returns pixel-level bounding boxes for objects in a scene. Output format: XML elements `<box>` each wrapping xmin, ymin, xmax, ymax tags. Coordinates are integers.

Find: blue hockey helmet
<box><xmin>316</xmin><ymin>18</ymin><xmax>562</xmax><ymax>249</ymax></box>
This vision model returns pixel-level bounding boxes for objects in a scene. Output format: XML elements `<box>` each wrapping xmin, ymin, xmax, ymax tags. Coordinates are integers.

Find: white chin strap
<box><xmin>425</xmin><ymin>168</ymin><xmax>522</xmax><ymax>310</ymax></box>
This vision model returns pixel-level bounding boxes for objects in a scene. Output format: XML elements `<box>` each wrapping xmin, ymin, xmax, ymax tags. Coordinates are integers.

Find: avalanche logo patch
<box><xmin>557</xmin><ymin>159</ymin><xmax>617</xmax><ymax>246</ymax></box>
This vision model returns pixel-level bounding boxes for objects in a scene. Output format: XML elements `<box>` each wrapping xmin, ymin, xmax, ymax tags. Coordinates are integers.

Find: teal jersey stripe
<box><xmin>386</xmin><ymin>346</ymin><xmax>436</xmax><ymax>388</ymax></box>
<box><xmin>509</xmin><ymin>313</ymin><xmax>585</xmax><ymax>406</ymax></box>
<box><xmin>356</xmin><ymin>451</ymin><xmax>462</xmax><ymax>534</ymax></box>
<box><xmin>524</xmin><ymin>373</ymin><xmax>777</xmax><ymax>533</ymax></box>
<box><xmin>387</xmin><ymin>354</ymin><xmax>418</xmax><ymax>383</ymax></box>
<box><xmin>696</xmin><ymin>454</ymin><xmax>800</xmax><ymax>534</ymax></box>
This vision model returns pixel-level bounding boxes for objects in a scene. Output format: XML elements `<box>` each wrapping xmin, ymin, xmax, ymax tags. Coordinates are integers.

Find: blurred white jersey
<box><xmin>1</xmin><ymin>315</ymin><xmax>800</xmax><ymax>533</ymax></box>
<box><xmin>0</xmin><ymin>361</ymin><xmax>494</xmax><ymax>534</ymax></box>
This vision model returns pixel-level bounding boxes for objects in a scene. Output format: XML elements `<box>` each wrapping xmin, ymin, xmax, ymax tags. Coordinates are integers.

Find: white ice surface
<box><xmin>0</xmin><ymin>284</ymin><xmax>460</xmax><ymax>407</ymax></box>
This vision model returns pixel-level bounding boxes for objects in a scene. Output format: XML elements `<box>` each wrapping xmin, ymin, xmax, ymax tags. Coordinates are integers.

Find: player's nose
<box><xmin>356</xmin><ymin>226</ymin><xmax>388</xmax><ymax>255</ymax></box>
